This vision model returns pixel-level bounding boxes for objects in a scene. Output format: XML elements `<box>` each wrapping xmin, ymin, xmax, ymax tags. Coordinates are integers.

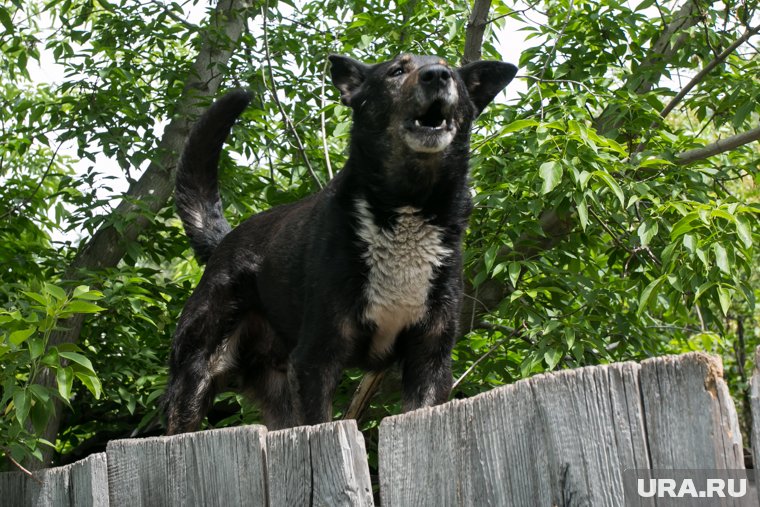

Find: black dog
<box><xmin>164</xmin><ymin>54</ymin><xmax>516</xmax><ymax>434</ymax></box>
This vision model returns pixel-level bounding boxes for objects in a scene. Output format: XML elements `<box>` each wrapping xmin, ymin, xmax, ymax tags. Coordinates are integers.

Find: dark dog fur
<box><xmin>164</xmin><ymin>54</ymin><xmax>516</xmax><ymax>434</ymax></box>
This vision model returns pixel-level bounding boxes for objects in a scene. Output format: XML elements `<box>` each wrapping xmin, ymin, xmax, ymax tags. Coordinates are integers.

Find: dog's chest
<box><xmin>354</xmin><ymin>199</ymin><xmax>451</xmax><ymax>356</ymax></box>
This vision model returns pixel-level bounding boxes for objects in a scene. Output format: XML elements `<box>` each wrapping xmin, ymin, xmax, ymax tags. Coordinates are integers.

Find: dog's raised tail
<box><xmin>175</xmin><ymin>89</ymin><xmax>252</xmax><ymax>264</ymax></box>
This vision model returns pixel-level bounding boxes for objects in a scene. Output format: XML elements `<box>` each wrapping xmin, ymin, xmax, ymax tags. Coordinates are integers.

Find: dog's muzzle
<box><xmin>402</xmin><ymin>65</ymin><xmax>458</xmax><ymax>154</ymax></box>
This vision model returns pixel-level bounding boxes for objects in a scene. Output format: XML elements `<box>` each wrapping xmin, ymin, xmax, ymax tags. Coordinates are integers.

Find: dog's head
<box><xmin>329</xmin><ymin>54</ymin><xmax>517</xmax><ymax>155</ymax></box>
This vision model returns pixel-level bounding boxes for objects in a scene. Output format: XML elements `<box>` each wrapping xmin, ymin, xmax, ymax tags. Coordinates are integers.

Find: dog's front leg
<box><xmin>399</xmin><ymin>327</ymin><xmax>456</xmax><ymax>412</ymax></box>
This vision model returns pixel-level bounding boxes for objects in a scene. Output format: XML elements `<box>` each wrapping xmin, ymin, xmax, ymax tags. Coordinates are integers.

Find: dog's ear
<box><xmin>329</xmin><ymin>55</ymin><xmax>370</xmax><ymax>107</ymax></box>
<box><xmin>457</xmin><ymin>61</ymin><xmax>518</xmax><ymax>116</ymax></box>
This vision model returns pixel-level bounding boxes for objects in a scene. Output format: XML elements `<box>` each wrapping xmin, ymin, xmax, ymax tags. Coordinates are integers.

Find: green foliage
<box><xmin>1</xmin><ymin>0</ymin><xmax>759</xmax><ymax>469</ymax></box>
<box><xmin>0</xmin><ymin>284</ymin><xmax>103</xmax><ymax>464</ymax></box>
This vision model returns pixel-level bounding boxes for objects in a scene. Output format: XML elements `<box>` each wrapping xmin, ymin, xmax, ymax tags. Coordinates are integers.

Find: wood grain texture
<box><xmin>640</xmin><ymin>352</ymin><xmax>744</xmax><ymax>469</ymax></box>
<box><xmin>751</xmin><ymin>346</ymin><xmax>760</xmax><ymax>479</ymax></box>
<box><xmin>106</xmin><ymin>425</ymin><xmax>267</xmax><ymax>507</ymax></box>
<box><xmin>2</xmin><ymin>353</ymin><xmax>752</xmax><ymax>506</ymax></box>
<box><xmin>0</xmin><ymin>452</ymin><xmax>108</xmax><ymax>507</ymax></box>
<box><xmin>266</xmin><ymin>420</ymin><xmax>373</xmax><ymax>507</ymax></box>
<box><xmin>266</xmin><ymin>425</ymin><xmax>312</xmax><ymax>506</ymax></box>
<box><xmin>308</xmin><ymin>421</ymin><xmax>373</xmax><ymax>506</ymax></box>
<box><xmin>379</xmin><ymin>353</ymin><xmax>747</xmax><ymax>507</ymax></box>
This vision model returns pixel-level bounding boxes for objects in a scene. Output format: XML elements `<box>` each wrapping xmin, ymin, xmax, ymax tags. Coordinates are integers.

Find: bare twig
<box><xmin>3</xmin><ymin>450</ymin><xmax>42</xmax><ymax>485</ymax></box>
<box><xmin>520</xmin><ymin>74</ymin><xmax>593</xmax><ymax>93</ymax></box>
<box><xmin>343</xmin><ymin>370</ymin><xmax>386</xmax><ymax>421</ymax></box>
<box><xmin>0</xmin><ymin>140</ymin><xmax>63</xmax><ymax>220</ymax></box>
<box><xmin>452</xmin><ymin>327</ymin><xmax>519</xmax><ymax>391</ymax></box>
<box><xmin>261</xmin><ymin>5</ymin><xmax>323</xmax><ymax>189</ymax></box>
<box><xmin>539</xmin><ymin>0</ymin><xmax>574</xmax><ymax>82</ymax></box>
<box><xmin>319</xmin><ymin>59</ymin><xmax>334</xmax><ymax>180</ymax></box>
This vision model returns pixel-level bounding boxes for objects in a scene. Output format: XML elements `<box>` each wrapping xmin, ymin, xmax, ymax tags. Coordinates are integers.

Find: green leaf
<box><xmin>29</xmin><ymin>384</ymin><xmax>50</xmax><ymax>403</ymax></box>
<box><xmin>713</xmin><ymin>243</ymin><xmax>730</xmax><ymax>274</ymax></box>
<box><xmin>500</xmin><ymin>119</ymin><xmax>539</xmax><ymax>135</ymax></box>
<box><xmin>64</xmin><ymin>301</ymin><xmax>105</xmax><ymax>314</ymax></box>
<box><xmin>544</xmin><ymin>348</ymin><xmax>562</xmax><ymax>369</ymax></box>
<box><xmin>508</xmin><ymin>262</ymin><xmax>521</xmax><ymax>288</ymax></box>
<box><xmin>44</xmin><ymin>283</ymin><xmax>67</xmax><ymax>302</ymax></box>
<box><xmin>29</xmin><ymin>338</ymin><xmax>45</xmax><ymax>359</ymax></box>
<box><xmin>695</xmin><ymin>281</ymin><xmax>716</xmax><ymax>301</ymax></box>
<box><xmin>30</xmin><ymin>397</ymin><xmax>50</xmax><ymax>435</ymax></box>
<box><xmin>539</xmin><ymin>161</ymin><xmax>563</xmax><ymax>194</ymax></box>
<box><xmin>717</xmin><ymin>286</ymin><xmax>732</xmax><ymax>316</ymax></box>
<box><xmin>670</xmin><ymin>212</ymin><xmax>699</xmax><ymax>240</ymax></box>
<box><xmin>592</xmin><ymin>170</ymin><xmax>625</xmax><ymax>207</ymax></box>
<box><xmin>57</xmin><ymin>366</ymin><xmax>74</xmax><ymax>401</ymax></box>
<box><xmin>9</xmin><ymin>328</ymin><xmax>36</xmax><ymax>345</ymax></box>
<box><xmin>484</xmin><ymin>245</ymin><xmax>498</xmax><ymax>272</ymax></box>
<box><xmin>13</xmin><ymin>389</ymin><xmax>30</xmax><ymax>425</ymax></box>
<box><xmin>735</xmin><ymin>216</ymin><xmax>752</xmax><ymax>248</ymax></box>
<box><xmin>576</xmin><ymin>198</ymin><xmax>589</xmax><ymax>231</ymax></box>
<box><xmin>75</xmin><ymin>371</ymin><xmax>102</xmax><ymax>399</ymax></box>
<box><xmin>682</xmin><ymin>234</ymin><xmax>696</xmax><ymax>253</ymax></box>
<box><xmin>0</xmin><ymin>7</ymin><xmax>13</xmax><ymax>33</ymax></box>
<box><xmin>565</xmin><ymin>328</ymin><xmax>575</xmax><ymax>349</ymax></box>
<box><xmin>635</xmin><ymin>0</ymin><xmax>656</xmax><ymax>11</ymax></box>
<box><xmin>59</xmin><ymin>351</ymin><xmax>96</xmax><ymax>373</ymax></box>
<box><xmin>23</xmin><ymin>291</ymin><xmax>48</xmax><ymax>306</ymax></box>
<box><xmin>637</xmin><ymin>220</ymin><xmax>658</xmax><ymax>247</ymax></box>
<box><xmin>72</xmin><ymin>285</ymin><xmax>104</xmax><ymax>300</ymax></box>
<box><xmin>711</xmin><ymin>208</ymin><xmax>735</xmax><ymax>223</ymax></box>
<box><xmin>637</xmin><ymin>276</ymin><xmax>665</xmax><ymax>316</ymax></box>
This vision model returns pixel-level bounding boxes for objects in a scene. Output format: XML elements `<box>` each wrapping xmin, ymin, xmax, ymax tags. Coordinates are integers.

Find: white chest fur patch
<box><xmin>354</xmin><ymin>199</ymin><xmax>451</xmax><ymax>357</ymax></box>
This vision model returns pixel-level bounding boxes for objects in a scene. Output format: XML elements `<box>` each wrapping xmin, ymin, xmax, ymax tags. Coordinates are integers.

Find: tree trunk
<box><xmin>29</xmin><ymin>0</ymin><xmax>255</xmax><ymax>469</ymax></box>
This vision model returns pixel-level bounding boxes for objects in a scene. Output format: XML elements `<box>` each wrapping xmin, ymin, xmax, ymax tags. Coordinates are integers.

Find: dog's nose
<box><xmin>419</xmin><ymin>65</ymin><xmax>452</xmax><ymax>88</ymax></box>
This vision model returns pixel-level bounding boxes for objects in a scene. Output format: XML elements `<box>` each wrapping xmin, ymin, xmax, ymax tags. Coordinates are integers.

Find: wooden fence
<box><xmin>4</xmin><ymin>350</ymin><xmax>760</xmax><ymax>506</ymax></box>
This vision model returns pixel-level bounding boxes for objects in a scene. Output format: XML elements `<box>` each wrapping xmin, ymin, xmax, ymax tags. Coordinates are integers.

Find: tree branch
<box><xmin>595</xmin><ymin>0</ymin><xmax>711</xmax><ymax>133</ymax></box>
<box><xmin>633</xmin><ymin>24</ymin><xmax>760</xmax><ymax>155</ymax></box>
<box><xmin>660</xmin><ymin>25</ymin><xmax>760</xmax><ymax>120</ymax></box>
<box><xmin>463</xmin><ymin>0</ymin><xmax>492</xmax><ymax>64</ymax></box>
<box><xmin>676</xmin><ymin>125</ymin><xmax>760</xmax><ymax>165</ymax></box>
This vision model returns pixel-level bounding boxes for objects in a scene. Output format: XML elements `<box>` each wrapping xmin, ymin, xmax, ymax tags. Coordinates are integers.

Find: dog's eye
<box><xmin>388</xmin><ymin>67</ymin><xmax>404</xmax><ymax>77</ymax></box>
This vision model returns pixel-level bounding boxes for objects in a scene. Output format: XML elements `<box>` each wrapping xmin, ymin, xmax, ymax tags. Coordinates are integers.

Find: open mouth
<box><xmin>413</xmin><ymin>100</ymin><xmax>450</xmax><ymax>130</ymax></box>
<box><xmin>402</xmin><ymin>100</ymin><xmax>456</xmax><ymax>153</ymax></box>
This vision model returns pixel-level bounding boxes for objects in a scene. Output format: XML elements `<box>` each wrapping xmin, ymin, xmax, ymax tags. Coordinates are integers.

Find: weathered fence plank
<box><xmin>640</xmin><ymin>353</ymin><xmax>744</xmax><ymax>469</ymax></box>
<box><xmin>379</xmin><ymin>352</ymin><xmax>751</xmax><ymax>507</ymax></box>
<box><xmin>266</xmin><ymin>420</ymin><xmax>373</xmax><ymax>506</ymax></box>
<box><xmin>0</xmin><ymin>452</ymin><xmax>108</xmax><ymax>507</ymax></box>
<box><xmin>266</xmin><ymin>425</ymin><xmax>312</xmax><ymax>506</ymax></box>
<box><xmin>379</xmin><ymin>361</ymin><xmax>648</xmax><ymax>506</ymax></box>
<box><xmin>750</xmin><ymin>346</ymin><xmax>760</xmax><ymax>496</ymax></box>
<box><xmin>106</xmin><ymin>425</ymin><xmax>267</xmax><ymax>507</ymax></box>
<box><xmin>379</xmin><ymin>397</ymin><xmax>482</xmax><ymax>506</ymax></box>
<box><xmin>5</xmin><ymin>352</ymin><xmax>759</xmax><ymax>506</ymax></box>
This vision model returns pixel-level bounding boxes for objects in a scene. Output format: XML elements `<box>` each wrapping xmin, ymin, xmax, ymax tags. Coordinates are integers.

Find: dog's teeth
<box><xmin>415</xmin><ymin>119</ymin><xmax>421</xmax><ymax>127</ymax></box>
<box><xmin>437</xmin><ymin>119</ymin><xmax>446</xmax><ymax>128</ymax></box>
